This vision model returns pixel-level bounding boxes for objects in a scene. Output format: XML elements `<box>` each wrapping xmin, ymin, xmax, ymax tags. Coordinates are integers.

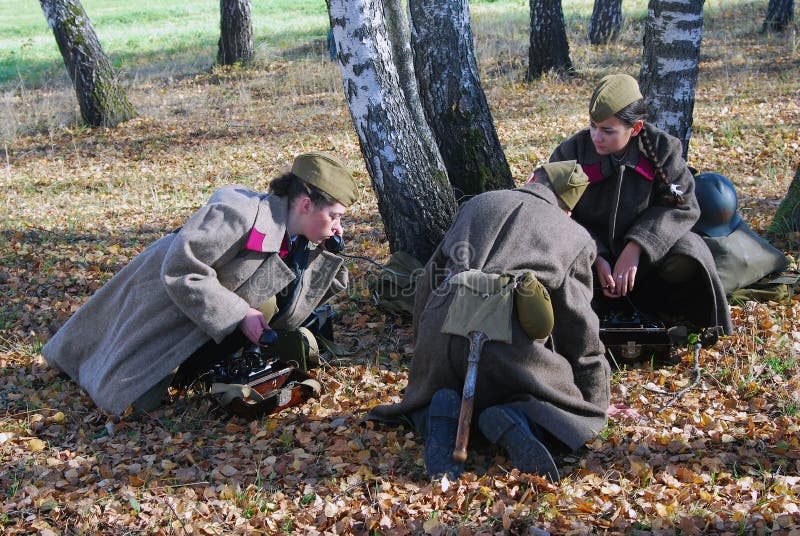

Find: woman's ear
<box><xmin>297</xmin><ymin>195</ymin><xmax>313</xmax><ymax>214</ymax></box>
<box><xmin>630</xmin><ymin>120</ymin><xmax>644</xmax><ymax>137</ymax></box>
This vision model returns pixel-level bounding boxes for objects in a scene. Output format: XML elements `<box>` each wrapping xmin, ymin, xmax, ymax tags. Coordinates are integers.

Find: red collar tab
<box><xmin>246</xmin><ymin>228</ymin><xmax>291</xmax><ymax>257</ymax></box>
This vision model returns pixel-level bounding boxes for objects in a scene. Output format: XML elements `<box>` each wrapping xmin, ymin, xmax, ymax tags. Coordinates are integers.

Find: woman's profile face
<box><xmin>589</xmin><ymin>116</ymin><xmax>641</xmax><ymax>157</ymax></box>
<box><xmin>297</xmin><ymin>198</ymin><xmax>346</xmax><ymax>244</ymax></box>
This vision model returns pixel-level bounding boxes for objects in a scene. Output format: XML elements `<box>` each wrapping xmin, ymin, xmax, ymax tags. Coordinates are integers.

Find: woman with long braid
<box><xmin>548</xmin><ymin>74</ymin><xmax>732</xmax><ymax>335</ymax></box>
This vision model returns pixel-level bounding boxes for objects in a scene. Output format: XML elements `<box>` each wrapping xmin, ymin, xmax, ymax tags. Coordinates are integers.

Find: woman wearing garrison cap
<box><xmin>368</xmin><ymin>162</ymin><xmax>609</xmax><ymax>482</ymax></box>
<box><xmin>550</xmin><ymin>74</ymin><xmax>731</xmax><ymax>335</ymax></box>
<box><xmin>43</xmin><ymin>152</ymin><xmax>358</xmax><ymax>415</ymax></box>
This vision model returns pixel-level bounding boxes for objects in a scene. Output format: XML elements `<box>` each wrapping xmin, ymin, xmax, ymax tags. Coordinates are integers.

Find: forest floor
<box><xmin>2</xmin><ymin>1</ymin><xmax>800</xmax><ymax>534</ymax></box>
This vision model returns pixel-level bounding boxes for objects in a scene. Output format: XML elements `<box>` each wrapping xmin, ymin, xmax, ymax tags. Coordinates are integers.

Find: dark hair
<box><xmin>268</xmin><ymin>172</ymin><xmax>336</xmax><ymax>207</ymax></box>
<box><xmin>615</xmin><ymin>99</ymin><xmax>685</xmax><ymax>206</ymax></box>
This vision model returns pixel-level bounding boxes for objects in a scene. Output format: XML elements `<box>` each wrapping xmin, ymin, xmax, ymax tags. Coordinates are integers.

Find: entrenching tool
<box><xmin>440</xmin><ymin>271</ymin><xmax>515</xmax><ymax>464</ymax></box>
<box><xmin>452</xmin><ymin>330</ymin><xmax>487</xmax><ymax>462</ymax></box>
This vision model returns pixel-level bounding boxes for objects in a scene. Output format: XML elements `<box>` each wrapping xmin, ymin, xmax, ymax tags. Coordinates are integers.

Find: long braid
<box><xmin>614</xmin><ymin>99</ymin><xmax>686</xmax><ymax>207</ymax></box>
<box><xmin>638</xmin><ymin>126</ymin><xmax>686</xmax><ymax>206</ymax></box>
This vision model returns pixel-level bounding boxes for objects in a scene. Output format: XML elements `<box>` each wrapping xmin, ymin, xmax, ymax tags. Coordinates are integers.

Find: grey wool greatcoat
<box><xmin>42</xmin><ymin>186</ymin><xmax>347</xmax><ymax>415</ymax></box>
<box><xmin>551</xmin><ymin>123</ymin><xmax>733</xmax><ymax>334</ymax></box>
<box><xmin>368</xmin><ymin>183</ymin><xmax>611</xmax><ymax>451</ymax></box>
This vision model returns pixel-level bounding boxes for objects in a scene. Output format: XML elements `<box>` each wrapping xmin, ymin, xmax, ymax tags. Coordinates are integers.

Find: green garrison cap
<box><xmin>589</xmin><ymin>74</ymin><xmax>643</xmax><ymax>122</ymax></box>
<box><xmin>540</xmin><ymin>160</ymin><xmax>590</xmax><ymax>211</ymax></box>
<box><xmin>292</xmin><ymin>152</ymin><xmax>358</xmax><ymax>206</ymax></box>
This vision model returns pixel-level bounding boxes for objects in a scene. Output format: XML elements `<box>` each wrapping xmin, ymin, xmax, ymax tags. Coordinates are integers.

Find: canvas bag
<box><xmin>440</xmin><ymin>270</ymin><xmax>514</xmax><ymax>343</ymax></box>
<box><xmin>701</xmin><ymin>221</ymin><xmax>788</xmax><ymax>295</ymax></box>
<box><xmin>369</xmin><ymin>251</ymin><xmax>424</xmax><ymax>316</ymax></box>
<box><xmin>515</xmin><ymin>271</ymin><xmax>555</xmax><ymax>340</ymax></box>
<box><xmin>729</xmin><ymin>272</ymin><xmax>799</xmax><ymax>304</ymax></box>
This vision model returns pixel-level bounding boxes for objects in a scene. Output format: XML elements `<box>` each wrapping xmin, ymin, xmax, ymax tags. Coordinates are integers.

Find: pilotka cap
<box><xmin>292</xmin><ymin>152</ymin><xmax>358</xmax><ymax>206</ymax></box>
<box><xmin>589</xmin><ymin>74</ymin><xmax>643</xmax><ymax>122</ymax></box>
<box><xmin>540</xmin><ymin>160</ymin><xmax>590</xmax><ymax>211</ymax></box>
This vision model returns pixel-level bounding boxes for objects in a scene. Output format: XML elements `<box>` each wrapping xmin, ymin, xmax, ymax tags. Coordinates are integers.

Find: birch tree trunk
<box><xmin>639</xmin><ymin>0</ymin><xmax>704</xmax><ymax>159</ymax></box>
<box><xmin>328</xmin><ymin>0</ymin><xmax>457</xmax><ymax>261</ymax></box>
<box><xmin>39</xmin><ymin>0</ymin><xmax>136</xmax><ymax>127</ymax></box>
<box><xmin>527</xmin><ymin>0</ymin><xmax>573</xmax><ymax>80</ymax></box>
<box><xmin>410</xmin><ymin>0</ymin><xmax>513</xmax><ymax>198</ymax></box>
<box><xmin>383</xmin><ymin>0</ymin><xmax>437</xmax><ymax>151</ymax></box>
<box><xmin>218</xmin><ymin>0</ymin><xmax>254</xmax><ymax>65</ymax></box>
<box><xmin>762</xmin><ymin>0</ymin><xmax>794</xmax><ymax>33</ymax></box>
<box><xmin>589</xmin><ymin>0</ymin><xmax>623</xmax><ymax>44</ymax></box>
<box><xmin>769</xmin><ymin>165</ymin><xmax>800</xmax><ymax>236</ymax></box>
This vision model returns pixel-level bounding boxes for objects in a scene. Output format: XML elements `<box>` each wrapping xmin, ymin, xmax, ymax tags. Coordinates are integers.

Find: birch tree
<box><xmin>639</xmin><ymin>0</ymin><xmax>704</xmax><ymax>158</ymax></box>
<box><xmin>410</xmin><ymin>0</ymin><xmax>513</xmax><ymax>198</ymax></box>
<box><xmin>762</xmin><ymin>0</ymin><xmax>794</xmax><ymax>33</ymax></box>
<box><xmin>589</xmin><ymin>0</ymin><xmax>623</xmax><ymax>45</ymax></box>
<box><xmin>39</xmin><ymin>0</ymin><xmax>136</xmax><ymax>127</ymax></box>
<box><xmin>218</xmin><ymin>0</ymin><xmax>254</xmax><ymax>65</ymax></box>
<box><xmin>528</xmin><ymin>0</ymin><xmax>573</xmax><ymax>79</ymax></box>
<box><xmin>328</xmin><ymin>0</ymin><xmax>457</xmax><ymax>261</ymax></box>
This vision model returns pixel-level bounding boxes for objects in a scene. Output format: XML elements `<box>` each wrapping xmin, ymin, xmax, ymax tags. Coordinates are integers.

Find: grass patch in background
<box><xmin>0</xmin><ymin>0</ymin><xmax>331</xmax><ymax>85</ymax></box>
<box><xmin>1</xmin><ymin>0</ymin><xmax>765</xmax><ymax>87</ymax></box>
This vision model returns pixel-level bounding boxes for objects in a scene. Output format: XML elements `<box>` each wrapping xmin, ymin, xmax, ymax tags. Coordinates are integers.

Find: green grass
<box><xmin>0</xmin><ymin>0</ymin><xmax>332</xmax><ymax>85</ymax></box>
<box><xmin>1</xmin><ymin>0</ymin><xmax>762</xmax><ymax>88</ymax></box>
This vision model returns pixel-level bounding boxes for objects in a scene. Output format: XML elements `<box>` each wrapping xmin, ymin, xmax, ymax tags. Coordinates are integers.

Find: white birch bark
<box><xmin>639</xmin><ymin>0</ymin><xmax>704</xmax><ymax>158</ymax></box>
<box><xmin>328</xmin><ymin>0</ymin><xmax>457</xmax><ymax>261</ymax></box>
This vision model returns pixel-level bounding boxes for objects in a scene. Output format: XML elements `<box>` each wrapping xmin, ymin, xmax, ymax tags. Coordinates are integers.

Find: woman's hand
<box><xmin>612</xmin><ymin>242</ymin><xmax>641</xmax><ymax>296</ymax></box>
<box><xmin>240</xmin><ymin>307</ymin><xmax>270</xmax><ymax>344</ymax></box>
<box><xmin>595</xmin><ymin>256</ymin><xmax>617</xmax><ymax>298</ymax></box>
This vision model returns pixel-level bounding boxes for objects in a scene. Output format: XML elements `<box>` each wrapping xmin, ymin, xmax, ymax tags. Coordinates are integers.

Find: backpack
<box><xmin>700</xmin><ymin>221</ymin><xmax>789</xmax><ymax>296</ymax></box>
<box><xmin>369</xmin><ymin>251</ymin><xmax>424</xmax><ymax>316</ymax></box>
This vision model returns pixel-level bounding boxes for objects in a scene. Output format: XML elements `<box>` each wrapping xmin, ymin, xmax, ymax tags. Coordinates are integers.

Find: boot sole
<box><xmin>479</xmin><ymin>406</ymin><xmax>560</xmax><ymax>482</ymax></box>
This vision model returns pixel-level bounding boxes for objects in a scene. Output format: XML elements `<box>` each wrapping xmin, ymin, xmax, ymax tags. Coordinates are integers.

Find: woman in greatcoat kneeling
<box><xmin>42</xmin><ymin>152</ymin><xmax>357</xmax><ymax>416</ymax></box>
<box><xmin>368</xmin><ymin>161</ymin><xmax>610</xmax><ymax>481</ymax></box>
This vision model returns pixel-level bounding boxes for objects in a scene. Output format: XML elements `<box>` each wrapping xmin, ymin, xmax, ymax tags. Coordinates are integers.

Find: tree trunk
<box><xmin>639</xmin><ymin>0</ymin><xmax>704</xmax><ymax>159</ymax></box>
<box><xmin>39</xmin><ymin>0</ymin><xmax>136</xmax><ymax>127</ymax></box>
<box><xmin>762</xmin><ymin>0</ymin><xmax>795</xmax><ymax>32</ymax></box>
<box><xmin>527</xmin><ymin>0</ymin><xmax>573</xmax><ymax>80</ymax></box>
<box><xmin>383</xmin><ymin>0</ymin><xmax>437</xmax><ymax>152</ymax></box>
<box><xmin>328</xmin><ymin>0</ymin><xmax>457</xmax><ymax>262</ymax></box>
<box><xmin>589</xmin><ymin>0</ymin><xmax>622</xmax><ymax>45</ymax></box>
<box><xmin>410</xmin><ymin>0</ymin><xmax>514</xmax><ymax>198</ymax></box>
<box><xmin>769</xmin><ymin>165</ymin><xmax>800</xmax><ymax>236</ymax></box>
<box><xmin>218</xmin><ymin>0</ymin><xmax>254</xmax><ymax>65</ymax></box>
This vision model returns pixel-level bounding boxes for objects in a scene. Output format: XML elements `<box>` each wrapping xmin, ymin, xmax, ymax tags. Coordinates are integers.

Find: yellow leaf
<box><xmin>28</xmin><ymin>438</ymin><xmax>46</xmax><ymax>452</ymax></box>
<box><xmin>423</xmin><ymin>517</ymin><xmax>441</xmax><ymax>534</ymax></box>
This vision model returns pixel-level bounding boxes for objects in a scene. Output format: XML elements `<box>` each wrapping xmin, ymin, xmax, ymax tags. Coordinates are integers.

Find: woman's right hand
<box><xmin>240</xmin><ymin>307</ymin><xmax>270</xmax><ymax>344</ymax></box>
<box><xmin>595</xmin><ymin>256</ymin><xmax>618</xmax><ymax>298</ymax></box>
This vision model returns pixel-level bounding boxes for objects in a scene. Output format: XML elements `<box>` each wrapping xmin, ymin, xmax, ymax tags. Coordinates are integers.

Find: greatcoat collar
<box><xmin>576</xmin><ymin>130</ymin><xmax>656</xmax><ymax>185</ymax></box>
<box><xmin>246</xmin><ymin>194</ymin><xmax>290</xmax><ymax>253</ymax></box>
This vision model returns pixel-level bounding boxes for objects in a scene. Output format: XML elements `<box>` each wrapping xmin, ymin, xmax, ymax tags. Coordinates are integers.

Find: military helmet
<box><xmin>693</xmin><ymin>172</ymin><xmax>742</xmax><ymax>237</ymax></box>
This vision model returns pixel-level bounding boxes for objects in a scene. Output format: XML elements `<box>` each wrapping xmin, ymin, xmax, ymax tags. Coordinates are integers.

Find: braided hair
<box><xmin>615</xmin><ymin>100</ymin><xmax>686</xmax><ymax>206</ymax></box>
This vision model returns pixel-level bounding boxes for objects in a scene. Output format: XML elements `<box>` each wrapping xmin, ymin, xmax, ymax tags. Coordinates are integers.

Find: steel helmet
<box><xmin>693</xmin><ymin>172</ymin><xmax>742</xmax><ymax>237</ymax></box>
